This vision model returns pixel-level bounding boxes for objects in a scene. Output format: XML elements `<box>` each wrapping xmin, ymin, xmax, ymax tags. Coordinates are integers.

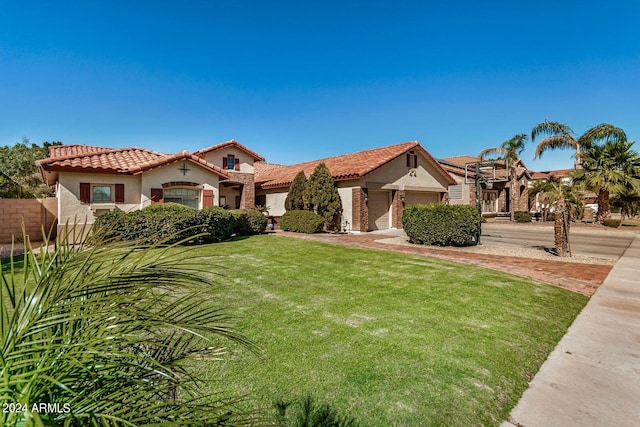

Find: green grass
<box><xmin>184</xmin><ymin>235</ymin><xmax>587</xmax><ymax>426</ymax></box>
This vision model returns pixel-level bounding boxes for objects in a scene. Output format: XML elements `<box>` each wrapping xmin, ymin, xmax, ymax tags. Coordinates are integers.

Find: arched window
<box><xmin>164</xmin><ymin>187</ymin><xmax>200</xmax><ymax>209</ymax></box>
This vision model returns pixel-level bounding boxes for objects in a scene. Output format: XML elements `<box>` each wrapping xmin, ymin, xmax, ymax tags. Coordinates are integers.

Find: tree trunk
<box><xmin>510</xmin><ymin>174</ymin><xmax>517</xmax><ymax>222</ymax></box>
<box><xmin>554</xmin><ymin>196</ymin><xmax>569</xmax><ymax>257</ymax></box>
<box><xmin>596</xmin><ymin>188</ymin><xmax>611</xmax><ymax>222</ymax></box>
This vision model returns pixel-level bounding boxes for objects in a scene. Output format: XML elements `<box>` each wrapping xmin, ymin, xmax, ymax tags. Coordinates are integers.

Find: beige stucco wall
<box><xmin>57</xmin><ymin>172</ymin><xmax>141</xmax><ymax>225</ymax></box>
<box><xmin>260</xmin><ymin>190</ymin><xmax>289</xmax><ymax>216</ymax></box>
<box><xmin>362</xmin><ymin>153</ymin><xmax>451</xmax><ymax>192</ymax></box>
<box><xmin>337</xmin><ymin>186</ymin><xmax>353</xmax><ymax>231</ymax></box>
<box><xmin>199</xmin><ymin>146</ymin><xmax>255</xmax><ymax>173</ymax></box>
<box><xmin>140</xmin><ymin>160</ymin><xmax>219</xmax><ymax>208</ymax></box>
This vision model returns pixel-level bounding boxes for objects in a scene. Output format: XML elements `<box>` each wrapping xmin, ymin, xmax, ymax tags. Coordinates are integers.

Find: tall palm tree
<box><xmin>479</xmin><ymin>133</ymin><xmax>528</xmax><ymax>221</ymax></box>
<box><xmin>572</xmin><ymin>139</ymin><xmax>640</xmax><ymax>222</ymax></box>
<box><xmin>531</xmin><ymin>121</ymin><xmax>627</xmax><ymax>169</ymax></box>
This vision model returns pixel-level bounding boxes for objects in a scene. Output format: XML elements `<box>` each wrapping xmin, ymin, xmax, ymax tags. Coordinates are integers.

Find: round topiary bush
<box><xmin>231</xmin><ymin>209</ymin><xmax>268</xmax><ymax>236</ymax></box>
<box><xmin>281</xmin><ymin>210</ymin><xmax>325</xmax><ymax>234</ymax></box>
<box><xmin>402</xmin><ymin>204</ymin><xmax>481</xmax><ymax>246</ymax></box>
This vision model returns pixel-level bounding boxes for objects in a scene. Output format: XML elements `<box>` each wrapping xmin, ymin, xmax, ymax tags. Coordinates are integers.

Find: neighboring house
<box><xmin>37</xmin><ymin>140</ymin><xmax>455</xmax><ymax>234</ymax></box>
<box><xmin>528</xmin><ymin>168</ymin><xmax>596</xmax><ymax>215</ymax></box>
<box><xmin>254</xmin><ymin>141</ymin><xmax>456</xmax><ymax>231</ymax></box>
<box><xmin>438</xmin><ymin>155</ymin><xmax>531</xmax><ymax>216</ymax></box>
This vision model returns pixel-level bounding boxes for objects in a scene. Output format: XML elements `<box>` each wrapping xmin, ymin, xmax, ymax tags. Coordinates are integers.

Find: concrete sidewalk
<box><xmin>502</xmin><ymin>234</ymin><xmax>640</xmax><ymax>427</ymax></box>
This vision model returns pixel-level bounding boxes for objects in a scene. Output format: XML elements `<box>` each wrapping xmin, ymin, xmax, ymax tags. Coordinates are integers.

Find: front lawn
<box><xmin>188</xmin><ymin>235</ymin><xmax>587</xmax><ymax>426</ymax></box>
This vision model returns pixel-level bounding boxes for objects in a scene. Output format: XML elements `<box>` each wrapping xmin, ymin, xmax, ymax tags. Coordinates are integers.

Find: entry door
<box><xmin>368</xmin><ymin>190</ymin><xmax>391</xmax><ymax>230</ymax></box>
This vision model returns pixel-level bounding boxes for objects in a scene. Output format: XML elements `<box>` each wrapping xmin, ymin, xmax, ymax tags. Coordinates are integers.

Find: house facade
<box><xmin>438</xmin><ymin>155</ymin><xmax>531</xmax><ymax>216</ymax></box>
<box><xmin>38</xmin><ymin>140</ymin><xmax>455</xmax><ymax>233</ymax></box>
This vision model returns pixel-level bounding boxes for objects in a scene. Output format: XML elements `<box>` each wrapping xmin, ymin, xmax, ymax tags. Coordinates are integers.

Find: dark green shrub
<box><xmin>96</xmin><ymin>203</ymin><xmax>235</xmax><ymax>244</ymax></box>
<box><xmin>304</xmin><ymin>163</ymin><xmax>342</xmax><ymax>230</ymax></box>
<box><xmin>285</xmin><ymin>171</ymin><xmax>307</xmax><ymax>211</ymax></box>
<box><xmin>514</xmin><ymin>211</ymin><xmax>533</xmax><ymax>223</ymax></box>
<box><xmin>197</xmin><ymin>207</ymin><xmax>236</xmax><ymax>242</ymax></box>
<box><xmin>402</xmin><ymin>204</ymin><xmax>481</xmax><ymax>246</ymax></box>
<box><xmin>281</xmin><ymin>210</ymin><xmax>325</xmax><ymax>234</ymax></box>
<box><xmin>231</xmin><ymin>208</ymin><xmax>268</xmax><ymax>236</ymax></box>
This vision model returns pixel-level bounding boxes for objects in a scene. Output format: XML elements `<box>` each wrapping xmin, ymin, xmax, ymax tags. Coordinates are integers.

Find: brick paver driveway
<box><xmin>276</xmin><ymin>226</ymin><xmax>629</xmax><ymax>296</ymax></box>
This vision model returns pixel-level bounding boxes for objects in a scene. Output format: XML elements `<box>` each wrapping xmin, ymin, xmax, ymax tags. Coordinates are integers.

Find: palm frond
<box><xmin>1</xmin><ymin>224</ymin><xmax>263</xmax><ymax>426</ymax></box>
<box><xmin>478</xmin><ymin>147</ymin><xmax>506</xmax><ymax>160</ymax></box>
<box><xmin>578</xmin><ymin>123</ymin><xmax>627</xmax><ymax>148</ymax></box>
<box><xmin>531</xmin><ymin>120</ymin><xmax>573</xmax><ymax>142</ymax></box>
<box><xmin>534</xmin><ymin>136</ymin><xmax>578</xmax><ymax>159</ymax></box>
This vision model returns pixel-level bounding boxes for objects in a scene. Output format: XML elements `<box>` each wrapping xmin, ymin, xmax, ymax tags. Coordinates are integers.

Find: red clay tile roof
<box><xmin>194</xmin><ymin>139</ymin><xmax>265</xmax><ymax>161</ymax></box>
<box><xmin>529</xmin><ymin>169</ymin><xmax>573</xmax><ymax>180</ymax></box>
<box><xmin>256</xmin><ymin>141</ymin><xmax>455</xmax><ymax>189</ymax></box>
<box><xmin>38</xmin><ymin>145</ymin><xmax>230</xmax><ymax>180</ymax></box>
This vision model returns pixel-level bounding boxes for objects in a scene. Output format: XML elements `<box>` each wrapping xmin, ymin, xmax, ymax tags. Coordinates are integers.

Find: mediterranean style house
<box><xmin>37</xmin><ymin>140</ymin><xmax>456</xmax><ymax>233</ymax></box>
<box><xmin>438</xmin><ymin>155</ymin><xmax>531</xmax><ymax>217</ymax></box>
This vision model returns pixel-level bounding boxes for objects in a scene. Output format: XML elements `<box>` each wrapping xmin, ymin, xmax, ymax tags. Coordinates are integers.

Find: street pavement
<box><xmin>481</xmin><ymin>222</ymin><xmax>635</xmax><ymax>260</ymax></box>
<box><xmin>501</xmin><ymin>233</ymin><xmax>640</xmax><ymax>427</ymax></box>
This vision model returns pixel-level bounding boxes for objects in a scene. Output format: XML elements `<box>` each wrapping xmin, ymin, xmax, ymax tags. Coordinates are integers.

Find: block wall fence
<box><xmin>0</xmin><ymin>197</ymin><xmax>57</xmax><ymax>243</ymax></box>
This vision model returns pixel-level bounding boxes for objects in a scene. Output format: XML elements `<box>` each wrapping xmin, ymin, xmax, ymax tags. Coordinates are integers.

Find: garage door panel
<box><xmin>404</xmin><ymin>191</ymin><xmax>439</xmax><ymax>206</ymax></box>
<box><xmin>368</xmin><ymin>190</ymin><xmax>390</xmax><ymax>230</ymax></box>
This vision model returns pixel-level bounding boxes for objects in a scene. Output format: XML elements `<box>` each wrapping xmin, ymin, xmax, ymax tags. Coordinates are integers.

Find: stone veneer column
<box><xmin>352</xmin><ymin>187</ymin><xmax>368</xmax><ymax>232</ymax></box>
<box><xmin>229</xmin><ymin>172</ymin><xmax>255</xmax><ymax>209</ymax></box>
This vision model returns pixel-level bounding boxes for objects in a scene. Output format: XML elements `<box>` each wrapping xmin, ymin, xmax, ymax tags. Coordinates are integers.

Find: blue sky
<box><xmin>2</xmin><ymin>1</ymin><xmax>639</xmax><ymax>171</ymax></box>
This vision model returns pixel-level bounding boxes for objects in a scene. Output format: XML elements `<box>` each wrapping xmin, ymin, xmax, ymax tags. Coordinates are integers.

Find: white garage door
<box><xmin>404</xmin><ymin>191</ymin><xmax>440</xmax><ymax>206</ymax></box>
<box><xmin>368</xmin><ymin>190</ymin><xmax>390</xmax><ymax>230</ymax></box>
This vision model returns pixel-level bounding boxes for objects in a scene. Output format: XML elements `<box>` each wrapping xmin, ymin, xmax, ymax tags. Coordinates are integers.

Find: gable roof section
<box><xmin>38</xmin><ymin>145</ymin><xmax>230</xmax><ymax>185</ymax></box>
<box><xmin>256</xmin><ymin>141</ymin><xmax>455</xmax><ymax>189</ymax></box>
<box><xmin>194</xmin><ymin>139</ymin><xmax>265</xmax><ymax>161</ymax></box>
<box><xmin>439</xmin><ymin>156</ymin><xmax>531</xmax><ymax>180</ymax></box>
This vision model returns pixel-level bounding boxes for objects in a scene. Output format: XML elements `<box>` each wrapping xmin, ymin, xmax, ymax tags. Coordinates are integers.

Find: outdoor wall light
<box><xmin>400</xmin><ymin>194</ymin><xmax>405</xmax><ymax>204</ymax></box>
<box><xmin>363</xmin><ymin>192</ymin><xmax>368</xmax><ymax>204</ymax></box>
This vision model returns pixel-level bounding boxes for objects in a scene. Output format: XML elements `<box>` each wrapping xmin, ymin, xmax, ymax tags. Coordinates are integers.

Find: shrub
<box><xmin>402</xmin><ymin>204</ymin><xmax>481</xmax><ymax>246</ymax></box>
<box><xmin>304</xmin><ymin>163</ymin><xmax>342</xmax><ymax>230</ymax></box>
<box><xmin>94</xmin><ymin>203</ymin><xmax>226</xmax><ymax>245</ymax></box>
<box><xmin>281</xmin><ymin>210</ymin><xmax>325</xmax><ymax>234</ymax></box>
<box><xmin>602</xmin><ymin>218</ymin><xmax>620</xmax><ymax>228</ymax></box>
<box><xmin>285</xmin><ymin>171</ymin><xmax>307</xmax><ymax>211</ymax></box>
<box><xmin>514</xmin><ymin>211</ymin><xmax>533</xmax><ymax>223</ymax></box>
<box><xmin>197</xmin><ymin>207</ymin><xmax>236</xmax><ymax>242</ymax></box>
<box><xmin>231</xmin><ymin>208</ymin><xmax>268</xmax><ymax>236</ymax></box>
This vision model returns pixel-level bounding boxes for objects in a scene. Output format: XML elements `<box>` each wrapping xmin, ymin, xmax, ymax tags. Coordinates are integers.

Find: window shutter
<box><xmin>234</xmin><ymin>158</ymin><xmax>240</xmax><ymax>171</ymax></box>
<box><xmin>150</xmin><ymin>188</ymin><xmax>163</xmax><ymax>204</ymax></box>
<box><xmin>222</xmin><ymin>157</ymin><xmax>228</xmax><ymax>169</ymax></box>
<box><xmin>115</xmin><ymin>184</ymin><xmax>125</xmax><ymax>203</ymax></box>
<box><xmin>203</xmin><ymin>189</ymin><xmax>214</xmax><ymax>208</ymax></box>
<box><xmin>80</xmin><ymin>183</ymin><xmax>90</xmax><ymax>203</ymax></box>
<box><xmin>413</xmin><ymin>154</ymin><xmax>418</xmax><ymax>169</ymax></box>
<box><xmin>406</xmin><ymin>153</ymin><xmax>410</xmax><ymax>167</ymax></box>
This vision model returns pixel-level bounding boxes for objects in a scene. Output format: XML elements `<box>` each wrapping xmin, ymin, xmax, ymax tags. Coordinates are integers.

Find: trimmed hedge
<box><xmin>231</xmin><ymin>209</ymin><xmax>268</xmax><ymax>236</ymax></box>
<box><xmin>402</xmin><ymin>204</ymin><xmax>481</xmax><ymax>246</ymax></box>
<box><xmin>514</xmin><ymin>211</ymin><xmax>532</xmax><ymax>223</ymax></box>
<box><xmin>94</xmin><ymin>204</ymin><xmax>236</xmax><ymax>244</ymax></box>
<box><xmin>280</xmin><ymin>210</ymin><xmax>325</xmax><ymax>234</ymax></box>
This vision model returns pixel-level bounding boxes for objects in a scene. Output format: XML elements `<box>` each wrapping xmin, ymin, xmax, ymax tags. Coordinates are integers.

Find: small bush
<box><xmin>231</xmin><ymin>208</ymin><xmax>268</xmax><ymax>236</ymax></box>
<box><xmin>281</xmin><ymin>210</ymin><xmax>325</xmax><ymax>234</ymax></box>
<box><xmin>602</xmin><ymin>218</ymin><xmax>620</xmax><ymax>228</ymax></box>
<box><xmin>197</xmin><ymin>207</ymin><xmax>236</xmax><ymax>242</ymax></box>
<box><xmin>514</xmin><ymin>211</ymin><xmax>532</xmax><ymax>223</ymax></box>
<box><xmin>402</xmin><ymin>204</ymin><xmax>481</xmax><ymax>246</ymax></box>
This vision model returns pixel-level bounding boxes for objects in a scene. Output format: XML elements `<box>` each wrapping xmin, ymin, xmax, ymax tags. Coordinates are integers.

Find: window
<box><xmin>92</xmin><ymin>185</ymin><xmax>112</xmax><ymax>202</ymax></box>
<box><xmin>406</xmin><ymin>151</ymin><xmax>418</xmax><ymax>168</ymax></box>
<box><xmin>255</xmin><ymin>195</ymin><xmax>266</xmax><ymax>208</ymax></box>
<box><xmin>164</xmin><ymin>188</ymin><xmax>199</xmax><ymax>209</ymax></box>
<box><xmin>227</xmin><ymin>155</ymin><xmax>235</xmax><ymax>170</ymax></box>
<box><xmin>219</xmin><ymin>196</ymin><xmax>227</xmax><ymax>207</ymax></box>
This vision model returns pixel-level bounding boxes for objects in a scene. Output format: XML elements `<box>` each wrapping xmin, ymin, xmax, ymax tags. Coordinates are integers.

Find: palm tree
<box><xmin>571</xmin><ymin>140</ymin><xmax>640</xmax><ymax>222</ymax></box>
<box><xmin>531</xmin><ymin>121</ymin><xmax>627</xmax><ymax>169</ymax></box>
<box><xmin>528</xmin><ymin>176</ymin><xmax>583</xmax><ymax>256</ymax></box>
<box><xmin>479</xmin><ymin>133</ymin><xmax>528</xmax><ymax>221</ymax></box>
<box><xmin>1</xmin><ymin>226</ymin><xmax>261</xmax><ymax>426</ymax></box>
<box><xmin>612</xmin><ymin>187</ymin><xmax>640</xmax><ymax>227</ymax></box>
